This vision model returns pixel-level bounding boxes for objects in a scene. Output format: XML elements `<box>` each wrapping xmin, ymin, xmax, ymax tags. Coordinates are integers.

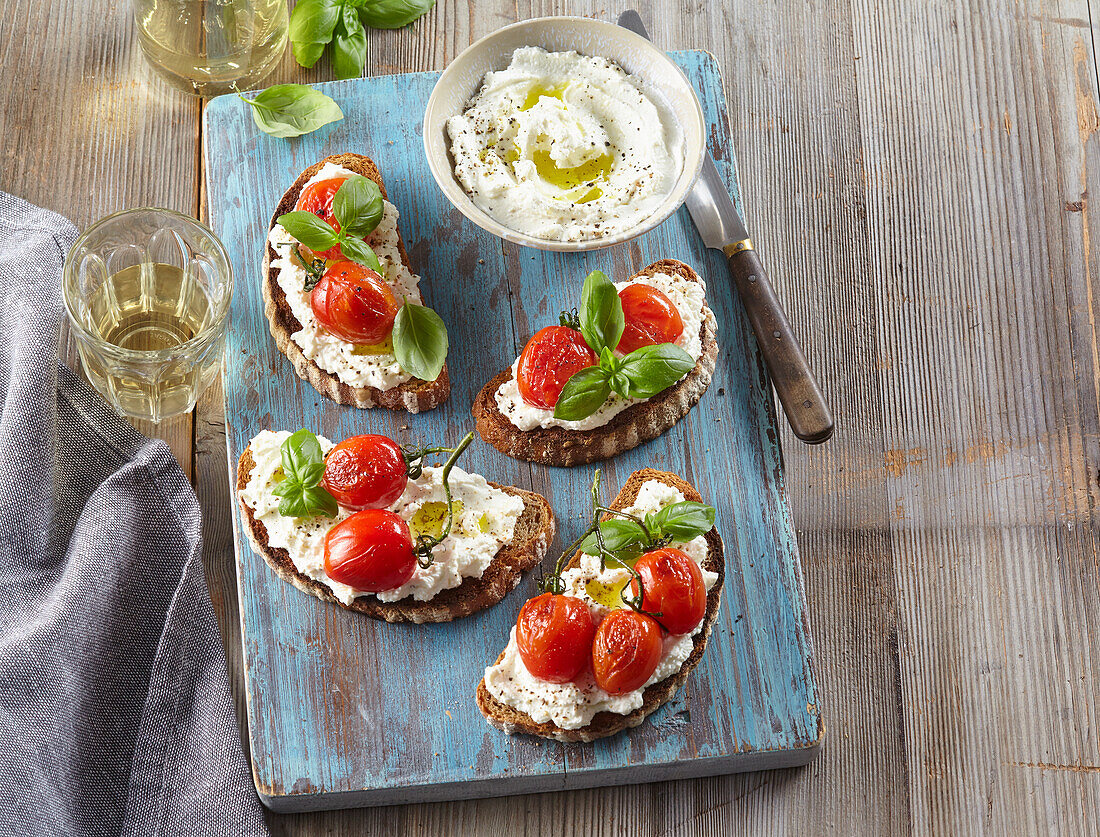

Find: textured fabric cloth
<box><xmin>0</xmin><ymin>193</ymin><xmax>268</xmax><ymax>836</ymax></box>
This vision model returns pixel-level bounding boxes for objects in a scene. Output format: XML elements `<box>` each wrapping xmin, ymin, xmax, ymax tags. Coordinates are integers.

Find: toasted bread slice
<box><xmin>476</xmin><ymin>468</ymin><xmax>724</xmax><ymax>741</ymax></box>
<box><xmin>236</xmin><ymin>445</ymin><xmax>554</xmax><ymax>623</ymax></box>
<box><xmin>263</xmin><ymin>152</ymin><xmax>450</xmax><ymax>412</ymax></box>
<box><xmin>472</xmin><ymin>259</ymin><xmax>717</xmax><ymax>466</ymax></box>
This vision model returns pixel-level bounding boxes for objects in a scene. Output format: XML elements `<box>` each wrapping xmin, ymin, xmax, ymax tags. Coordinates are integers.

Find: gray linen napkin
<box><xmin>0</xmin><ymin>193</ymin><xmax>267</xmax><ymax>836</ymax></box>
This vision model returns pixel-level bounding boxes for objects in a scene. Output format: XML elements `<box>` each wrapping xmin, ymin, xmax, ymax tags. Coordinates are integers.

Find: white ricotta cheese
<box><xmin>241</xmin><ymin>430</ymin><xmax>526</xmax><ymax>605</ymax></box>
<box><xmin>484</xmin><ymin>480</ymin><xmax>718</xmax><ymax>729</ymax></box>
<box><xmin>446</xmin><ymin>47</ymin><xmax>684</xmax><ymax>242</ymax></box>
<box><xmin>267</xmin><ymin>162</ymin><xmax>422</xmax><ymax>390</ymax></box>
<box><xmin>494</xmin><ymin>270</ymin><xmax>710</xmax><ymax>431</ymax></box>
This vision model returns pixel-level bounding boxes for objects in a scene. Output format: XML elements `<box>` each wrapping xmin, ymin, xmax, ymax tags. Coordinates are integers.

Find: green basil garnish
<box><xmin>332</xmin><ymin>174</ymin><xmax>384</xmax><ymax>239</ymax></box>
<box><xmin>271</xmin><ymin>430</ymin><xmax>339</xmax><ymax>518</ymax></box>
<box><xmin>277</xmin><ymin>175</ymin><xmax>384</xmax><ymax>274</ymax></box>
<box><xmin>393</xmin><ymin>300</ymin><xmax>448</xmax><ymax>382</ymax></box>
<box><xmin>578</xmin><ymin>270</ymin><xmax>624</xmax><ymax>356</ymax></box>
<box><xmin>579</xmin><ymin>500</ymin><xmax>716</xmax><ymax>560</ymax></box>
<box><xmin>554</xmin><ymin>366</ymin><xmax>612</xmax><ymax>422</ymax></box>
<box><xmin>239</xmin><ymin>84</ymin><xmax>344</xmax><ymax>138</ymax></box>
<box><xmin>338</xmin><ymin>236</ymin><xmax>383</xmax><ymax>275</ymax></box>
<box><xmin>290</xmin><ymin>0</ymin><xmax>436</xmax><ymax>79</ymax></box>
<box><xmin>275</xmin><ymin>211</ymin><xmax>340</xmax><ymax>251</ymax></box>
<box><xmin>615</xmin><ymin>342</ymin><xmax>694</xmax><ymax>399</ymax></box>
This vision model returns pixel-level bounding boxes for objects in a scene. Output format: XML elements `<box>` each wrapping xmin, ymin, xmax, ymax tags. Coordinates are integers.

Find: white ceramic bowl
<box><xmin>422</xmin><ymin>16</ymin><xmax>706</xmax><ymax>252</ymax></box>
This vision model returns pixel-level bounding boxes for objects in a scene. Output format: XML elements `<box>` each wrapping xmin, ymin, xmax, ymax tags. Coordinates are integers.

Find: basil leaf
<box><xmin>393</xmin><ymin>301</ymin><xmax>448</xmax><ymax>381</ymax></box>
<box><xmin>289</xmin><ymin>0</ymin><xmax>340</xmax><ymax>45</ymax></box>
<box><xmin>579</xmin><ymin>270</ymin><xmax>624</xmax><ymax>354</ymax></box>
<box><xmin>280</xmin><ymin>429</ymin><xmax>326</xmax><ymax>485</ymax></box>
<box><xmin>617</xmin><ymin>342</ymin><xmax>694</xmax><ymax>398</ymax></box>
<box><xmin>580</xmin><ymin>518</ymin><xmax>648</xmax><ymax>560</ymax></box>
<box><xmin>276</xmin><ymin>210</ymin><xmax>340</xmax><ymax>250</ymax></box>
<box><xmin>355</xmin><ymin>0</ymin><xmax>436</xmax><ymax>29</ymax></box>
<box><xmin>292</xmin><ymin>40</ymin><xmax>326</xmax><ymax>68</ymax></box>
<box><xmin>241</xmin><ymin>84</ymin><xmax>344</xmax><ymax>138</ymax></box>
<box><xmin>338</xmin><ymin>236</ymin><xmax>383</xmax><ymax>275</ymax></box>
<box><xmin>332</xmin><ymin>175</ymin><xmax>384</xmax><ymax>238</ymax></box>
<box><xmin>553</xmin><ymin>365</ymin><xmax>611</xmax><ymax>421</ymax></box>
<box><xmin>332</xmin><ymin>4</ymin><xmax>368</xmax><ymax>79</ymax></box>
<box><xmin>273</xmin><ymin>430</ymin><xmax>338</xmax><ymax>518</ymax></box>
<box><xmin>648</xmin><ymin>501</ymin><xmax>716</xmax><ymax>541</ymax></box>
<box><xmin>303</xmin><ymin>485</ymin><xmax>340</xmax><ymax>518</ymax></box>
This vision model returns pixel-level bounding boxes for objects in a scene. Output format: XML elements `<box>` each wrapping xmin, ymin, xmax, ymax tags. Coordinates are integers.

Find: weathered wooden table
<box><xmin>5</xmin><ymin>0</ymin><xmax>1100</xmax><ymax>832</ymax></box>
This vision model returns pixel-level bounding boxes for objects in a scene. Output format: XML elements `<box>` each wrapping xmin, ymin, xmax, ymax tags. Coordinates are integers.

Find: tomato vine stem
<box><xmin>541</xmin><ymin>469</ymin><xmax>661</xmax><ymax>618</ymax></box>
<box><xmin>410</xmin><ymin>430</ymin><xmax>474</xmax><ymax>568</ymax></box>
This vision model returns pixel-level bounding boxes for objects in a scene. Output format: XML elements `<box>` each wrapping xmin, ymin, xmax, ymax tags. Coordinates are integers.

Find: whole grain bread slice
<box><xmin>476</xmin><ymin>468</ymin><xmax>724</xmax><ymax>742</ymax></box>
<box><xmin>263</xmin><ymin>152</ymin><xmax>450</xmax><ymax>412</ymax></box>
<box><xmin>236</xmin><ymin>445</ymin><xmax>554</xmax><ymax>624</ymax></box>
<box><xmin>472</xmin><ymin>259</ymin><xmax>717</xmax><ymax>466</ymax></box>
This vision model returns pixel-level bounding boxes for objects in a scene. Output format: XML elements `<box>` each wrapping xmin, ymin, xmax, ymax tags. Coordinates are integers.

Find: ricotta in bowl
<box><xmin>446</xmin><ymin>47</ymin><xmax>684</xmax><ymax>243</ymax></box>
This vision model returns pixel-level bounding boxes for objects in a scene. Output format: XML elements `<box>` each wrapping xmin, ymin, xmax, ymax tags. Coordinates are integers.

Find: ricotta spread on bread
<box><xmin>494</xmin><ymin>270</ymin><xmax>709</xmax><ymax>431</ymax></box>
<box><xmin>483</xmin><ymin>480</ymin><xmax>719</xmax><ymax>729</ymax></box>
<box><xmin>241</xmin><ymin>430</ymin><xmax>525</xmax><ymax>605</ymax></box>
<box><xmin>267</xmin><ymin>162</ymin><xmax>421</xmax><ymax>390</ymax></box>
<box><xmin>446</xmin><ymin>47</ymin><xmax>684</xmax><ymax>242</ymax></box>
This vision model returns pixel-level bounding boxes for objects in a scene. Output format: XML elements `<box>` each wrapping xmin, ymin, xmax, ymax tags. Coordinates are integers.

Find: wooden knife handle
<box><xmin>725</xmin><ymin>243</ymin><xmax>834</xmax><ymax>444</ymax></box>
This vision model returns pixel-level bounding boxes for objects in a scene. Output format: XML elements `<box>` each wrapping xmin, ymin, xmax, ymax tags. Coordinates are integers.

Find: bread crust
<box><xmin>476</xmin><ymin>468</ymin><xmax>725</xmax><ymax>741</ymax></box>
<box><xmin>263</xmin><ymin>152</ymin><xmax>450</xmax><ymax>412</ymax></box>
<box><xmin>236</xmin><ymin>445</ymin><xmax>554</xmax><ymax>624</ymax></box>
<box><xmin>472</xmin><ymin>259</ymin><xmax>717</xmax><ymax>466</ymax></box>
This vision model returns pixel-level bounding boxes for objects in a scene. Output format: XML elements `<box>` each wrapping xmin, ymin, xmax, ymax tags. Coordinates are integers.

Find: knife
<box><xmin>618</xmin><ymin>10</ymin><xmax>834</xmax><ymax>444</ymax></box>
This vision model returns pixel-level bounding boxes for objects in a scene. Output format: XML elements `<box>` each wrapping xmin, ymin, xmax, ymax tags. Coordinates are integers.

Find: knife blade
<box><xmin>617</xmin><ymin>10</ymin><xmax>834</xmax><ymax>444</ymax></box>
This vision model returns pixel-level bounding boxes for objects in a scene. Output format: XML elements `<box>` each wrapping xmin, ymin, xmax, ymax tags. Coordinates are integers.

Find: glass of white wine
<box><xmin>133</xmin><ymin>0</ymin><xmax>289</xmax><ymax>97</ymax></box>
<box><xmin>62</xmin><ymin>209</ymin><xmax>233</xmax><ymax>424</ymax></box>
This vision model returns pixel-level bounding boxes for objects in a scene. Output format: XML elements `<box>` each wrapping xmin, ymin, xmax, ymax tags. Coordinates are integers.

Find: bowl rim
<box><xmin>422</xmin><ymin>15</ymin><xmax>706</xmax><ymax>253</ymax></box>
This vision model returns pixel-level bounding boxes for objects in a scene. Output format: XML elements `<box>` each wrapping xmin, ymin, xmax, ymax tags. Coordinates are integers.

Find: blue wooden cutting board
<box><xmin>203</xmin><ymin>51</ymin><xmax>821</xmax><ymax>812</ymax></box>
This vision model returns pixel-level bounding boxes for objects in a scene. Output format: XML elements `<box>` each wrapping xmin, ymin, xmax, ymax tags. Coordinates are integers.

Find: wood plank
<box><xmin>0</xmin><ymin>0</ymin><xmax>200</xmax><ymax>476</ymax></box>
<box><xmin>847</xmin><ymin>0</ymin><xmax>1100</xmax><ymax>832</ymax></box>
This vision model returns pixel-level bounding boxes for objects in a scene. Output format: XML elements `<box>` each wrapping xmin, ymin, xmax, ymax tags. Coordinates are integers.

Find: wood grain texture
<box><xmin>9</xmin><ymin>0</ymin><xmax>1100</xmax><ymax>831</ymax></box>
<box><xmin>204</xmin><ymin>52</ymin><xmax>819</xmax><ymax>811</ymax></box>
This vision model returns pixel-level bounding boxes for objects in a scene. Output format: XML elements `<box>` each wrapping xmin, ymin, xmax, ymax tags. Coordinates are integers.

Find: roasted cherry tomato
<box><xmin>617</xmin><ymin>284</ymin><xmax>684</xmax><ymax>354</ymax></box>
<box><xmin>515</xmin><ymin>593</ymin><xmax>596</xmax><ymax>683</ymax></box>
<box><xmin>592</xmin><ymin>609</ymin><xmax>663</xmax><ymax>695</ymax></box>
<box><xmin>295</xmin><ymin>176</ymin><xmax>348</xmax><ymax>260</ymax></box>
<box><xmin>630</xmin><ymin>547</ymin><xmax>707</xmax><ymax>635</ymax></box>
<box><xmin>323</xmin><ymin>508</ymin><xmax>416</xmax><ymax>592</ymax></box>
<box><xmin>516</xmin><ymin>326</ymin><xmax>598</xmax><ymax>409</ymax></box>
<box><xmin>310</xmin><ymin>261</ymin><xmax>398</xmax><ymax>344</ymax></box>
<box><xmin>321</xmin><ymin>434</ymin><xmax>407</xmax><ymax>511</ymax></box>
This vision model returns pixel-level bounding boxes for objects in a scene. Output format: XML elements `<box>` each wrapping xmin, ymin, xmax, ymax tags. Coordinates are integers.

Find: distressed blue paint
<box><xmin>204</xmin><ymin>52</ymin><xmax>820</xmax><ymax>812</ymax></box>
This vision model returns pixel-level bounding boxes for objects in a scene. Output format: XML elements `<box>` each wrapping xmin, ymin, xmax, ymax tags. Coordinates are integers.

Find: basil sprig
<box><xmin>272</xmin><ymin>430</ymin><xmax>339</xmax><ymax>518</ymax></box>
<box><xmin>394</xmin><ymin>298</ymin><xmax>448</xmax><ymax>382</ymax></box>
<box><xmin>276</xmin><ymin>174</ymin><xmax>384</xmax><ymax>272</ymax></box>
<box><xmin>578</xmin><ymin>500</ymin><xmax>716</xmax><ymax>562</ymax></box>
<box><xmin>290</xmin><ymin>0</ymin><xmax>437</xmax><ymax>79</ymax></box>
<box><xmin>553</xmin><ymin>270</ymin><xmax>694</xmax><ymax>421</ymax></box>
<box><xmin>239</xmin><ymin>84</ymin><xmax>344</xmax><ymax>138</ymax></box>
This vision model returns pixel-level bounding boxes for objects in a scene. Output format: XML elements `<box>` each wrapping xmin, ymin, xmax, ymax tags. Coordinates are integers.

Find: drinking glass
<box><xmin>133</xmin><ymin>0</ymin><xmax>289</xmax><ymax>96</ymax></box>
<box><xmin>62</xmin><ymin>208</ymin><xmax>233</xmax><ymax>424</ymax></box>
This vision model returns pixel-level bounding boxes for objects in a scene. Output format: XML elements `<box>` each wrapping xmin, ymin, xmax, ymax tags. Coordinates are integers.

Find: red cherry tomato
<box><xmin>592</xmin><ymin>609</ymin><xmax>663</xmax><ymax>695</ymax></box>
<box><xmin>516</xmin><ymin>326</ymin><xmax>598</xmax><ymax>409</ymax></box>
<box><xmin>515</xmin><ymin>593</ymin><xmax>596</xmax><ymax>683</ymax></box>
<box><xmin>321</xmin><ymin>435</ymin><xmax>408</xmax><ymax>511</ymax></box>
<box><xmin>310</xmin><ymin>261</ymin><xmax>398</xmax><ymax>344</ymax></box>
<box><xmin>630</xmin><ymin>547</ymin><xmax>707</xmax><ymax>635</ymax></box>
<box><xmin>617</xmin><ymin>284</ymin><xmax>684</xmax><ymax>354</ymax></box>
<box><xmin>323</xmin><ymin>509</ymin><xmax>416</xmax><ymax>592</ymax></box>
<box><xmin>295</xmin><ymin>176</ymin><xmax>348</xmax><ymax>260</ymax></box>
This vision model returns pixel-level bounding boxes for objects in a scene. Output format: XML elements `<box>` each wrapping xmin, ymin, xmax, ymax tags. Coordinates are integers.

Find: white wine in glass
<box><xmin>134</xmin><ymin>0</ymin><xmax>289</xmax><ymax>97</ymax></box>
